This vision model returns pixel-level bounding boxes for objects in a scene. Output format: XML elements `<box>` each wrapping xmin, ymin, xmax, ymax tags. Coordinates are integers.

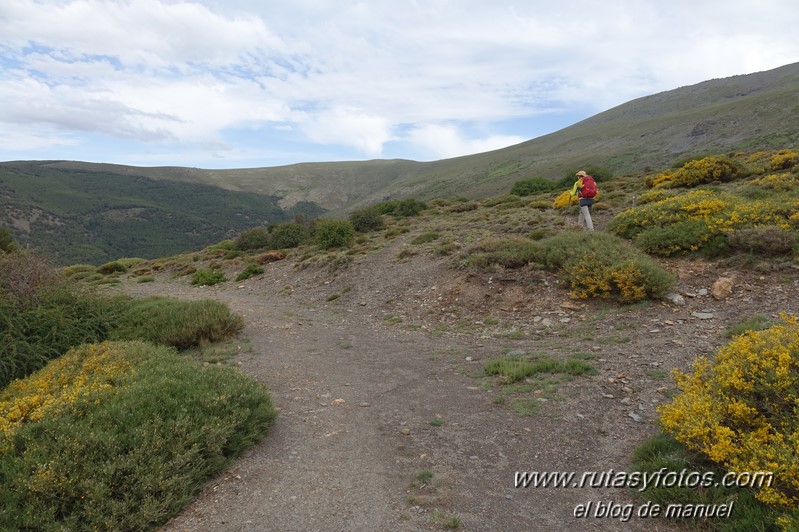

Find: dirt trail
<box><xmin>116</xmin><ymin>240</ymin><xmax>798</xmax><ymax>531</ymax></box>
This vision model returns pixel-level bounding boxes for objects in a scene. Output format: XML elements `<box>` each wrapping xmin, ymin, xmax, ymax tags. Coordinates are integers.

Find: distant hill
<box><xmin>45</xmin><ymin>62</ymin><xmax>799</xmax><ymax>213</ymax></box>
<box><xmin>3</xmin><ymin>62</ymin><xmax>798</xmax><ymax>264</ymax></box>
<box><xmin>0</xmin><ymin>161</ymin><xmax>324</xmax><ymax>265</ymax></box>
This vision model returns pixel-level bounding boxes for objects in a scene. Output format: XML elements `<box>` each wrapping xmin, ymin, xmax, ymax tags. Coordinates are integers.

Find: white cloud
<box><xmin>1</xmin><ymin>0</ymin><xmax>798</xmax><ymax>165</ymax></box>
<box><xmin>407</xmin><ymin>124</ymin><xmax>525</xmax><ymax>160</ymax></box>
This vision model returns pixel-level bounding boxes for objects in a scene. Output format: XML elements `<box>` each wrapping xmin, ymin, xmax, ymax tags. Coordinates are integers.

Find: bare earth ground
<box><xmin>118</xmin><ymin>236</ymin><xmax>799</xmax><ymax>532</ymax></box>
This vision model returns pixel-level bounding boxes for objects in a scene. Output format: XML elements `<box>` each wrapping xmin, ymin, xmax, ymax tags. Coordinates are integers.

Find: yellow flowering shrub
<box><xmin>659</xmin><ymin>315</ymin><xmax>799</xmax><ymax>508</ymax></box>
<box><xmin>768</xmin><ymin>150</ymin><xmax>799</xmax><ymax>171</ymax></box>
<box><xmin>651</xmin><ymin>156</ymin><xmax>747</xmax><ymax>188</ymax></box>
<box><xmin>752</xmin><ymin>172</ymin><xmax>798</xmax><ymax>192</ymax></box>
<box><xmin>552</xmin><ymin>190</ymin><xmax>576</xmax><ymax>208</ymax></box>
<box><xmin>609</xmin><ymin>189</ymin><xmax>797</xmax><ymax>256</ymax></box>
<box><xmin>0</xmin><ymin>342</ymin><xmax>132</xmax><ymax>451</ymax></box>
<box><xmin>566</xmin><ymin>252</ymin><xmax>673</xmax><ymax>303</ymax></box>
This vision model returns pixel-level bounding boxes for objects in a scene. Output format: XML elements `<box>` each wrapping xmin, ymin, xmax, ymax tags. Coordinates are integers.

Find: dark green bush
<box><xmin>233</xmin><ymin>227</ymin><xmax>271</xmax><ymax>251</ymax></box>
<box><xmin>270</xmin><ymin>223</ymin><xmax>311</xmax><ymax>249</ymax></box>
<box><xmin>235</xmin><ymin>264</ymin><xmax>265</xmax><ymax>282</ymax></box>
<box><xmin>349</xmin><ymin>206</ymin><xmax>385</xmax><ymax>232</ymax></box>
<box><xmin>191</xmin><ymin>269</ymin><xmax>226</xmax><ymax>286</ymax></box>
<box><xmin>315</xmin><ymin>219</ymin><xmax>355</xmax><ymax>248</ymax></box>
<box><xmin>633</xmin><ymin>220</ymin><xmax>711</xmax><ymax>257</ymax></box>
<box><xmin>510</xmin><ymin>177</ymin><xmax>557</xmax><ymax>196</ymax></box>
<box><xmin>376</xmin><ymin>198</ymin><xmax>427</xmax><ymax>217</ymax></box>
<box><xmin>0</xmin><ymin>227</ymin><xmax>17</xmax><ymax>253</ymax></box>
<box><xmin>457</xmin><ymin>237</ymin><xmax>538</xmax><ymax>270</ymax></box>
<box><xmin>109</xmin><ymin>297</ymin><xmax>243</xmax><ymax>349</ymax></box>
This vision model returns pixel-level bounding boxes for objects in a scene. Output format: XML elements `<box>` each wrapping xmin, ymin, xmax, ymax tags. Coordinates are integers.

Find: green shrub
<box><xmin>191</xmin><ymin>268</ymin><xmax>226</xmax><ymax>286</ymax></box>
<box><xmin>235</xmin><ymin>264</ymin><xmax>264</xmax><ymax>282</ymax></box>
<box><xmin>532</xmin><ymin>232</ymin><xmax>676</xmax><ymax>303</ymax></box>
<box><xmin>376</xmin><ymin>198</ymin><xmax>427</xmax><ymax>217</ymax></box>
<box><xmin>510</xmin><ymin>177</ymin><xmax>557</xmax><ymax>196</ymax></box>
<box><xmin>727</xmin><ymin>225</ymin><xmax>796</xmax><ymax>256</ymax></box>
<box><xmin>96</xmin><ymin>261</ymin><xmax>127</xmax><ymax>275</ymax></box>
<box><xmin>136</xmin><ymin>275</ymin><xmax>155</xmax><ymax>283</ymax></box>
<box><xmin>0</xmin><ymin>341</ymin><xmax>276</xmax><ymax>531</ymax></box>
<box><xmin>0</xmin><ymin>227</ymin><xmax>18</xmax><ymax>253</ymax></box>
<box><xmin>270</xmin><ymin>223</ymin><xmax>311</xmax><ymax>249</ymax></box>
<box><xmin>634</xmin><ymin>219</ymin><xmax>712</xmax><ymax>257</ymax></box>
<box><xmin>315</xmin><ymin>219</ymin><xmax>355</xmax><ymax>248</ymax></box>
<box><xmin>349</xmin><ymin>206</ymin><xmax>385</xmax><ymax>232</ymax></box>
<box><xmin>109</xmin><ymin>296</ymin><xmax>243</xmax><ymax>349</ymax></box>
<box><xmin>457</xmin><ymin>237</ymin><xmax>538</xmax><ymax>270</ymax></box>
<box><xmin>233</xmin><ymin>227</ymin><xmax>271</xmax><ymax>251</ymax></box>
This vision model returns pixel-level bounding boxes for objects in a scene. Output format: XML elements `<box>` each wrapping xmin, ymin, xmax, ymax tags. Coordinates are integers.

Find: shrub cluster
<box><xmin>509</xmin><ymin>177</ymin><xmax>557</xmax><ymax>196</ymax></box>
<box><xmin>191</xmin><ymin>268</ymin><xmax>226</xmax><ymax>286</ymax></box>
<box><xmin>0</xmin><ymin>341</ymin><xmax>276</xmax><ymax>531</ymax></box>
<box><xmin>458</xmin><ymin>232</ymin><xmax>674</xmax><ymax>303</ymax></box>
<box><xmin>608</xmin><ymin>189</ymin><xmax>797</xmax><ymax>257</ymax></box>
<box><xmin>314</xmin><ymin>219</ymin><xmax>355</xmax><ymax>248</ymax></box>
<box><xmin>349</xmin><ymin>206</ymin><xmax>385</xmax><ymax>232</ymax></box>
<box><xmin>659</xmin><ymin>315</ymin><xmax>799</xmax><ymax>518</ymax></box>
<box><xmin>533</xmin><ymin>232</ymin><xmax>675</xmax><ymax>303</ymax></box>
<box><xmin>376</xmin><ymin>198</ymin><xmax>427</xmax><ymax>217</ymax></box>
<box><xmin>649</xmin><ymin>156</ymin><xmax>748</xmax><ymax>188</ymax></box>
<box><xmin>109</xmin><ymin>296</ymin><xmax>244</xmax><ymax>349</ymax></box>
<box><xmin>270</xmin><ymin>222</ymin><xmax>311</xmax><ymax>249</ymax></box>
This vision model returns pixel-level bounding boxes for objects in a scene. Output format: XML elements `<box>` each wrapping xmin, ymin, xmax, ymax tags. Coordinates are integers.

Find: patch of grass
<box><xmin>429</xmin><ymin>419</ymin><xmax>444</xmax><ymax>427</ymax></box>
<box><xmin>383</xmin><ymin>315</ymin><xmax>403</xmax><ymax>325</ymax></box>
<box><xmin>510</xmin><ymin>397</ymin><xmax>540</xmax><ymax>417</ymax></box>
<box><xmin>412</xmin><ymin>231</ymin><xmax>440</xmax><ymax>245</ymax></box>
<box><xmin>631</xmin><ymin>432</ymin><xmax>787</xmax><ymax>530</ymax></box>
<box><xmin>646</xmin><ymin>369</ymin><xmax>668</xmax><ymax>379</ymax></box>
<box><xmin>724</xmin><ymin>313</ymin><xmax>772</xmax><ymax>338</ymax></box>
<box><xmin>326</xmin><ymin>293</ymin><xmax>341</xmax><ymax>302</ymax></box>
<box><xmin>484</xmin><ymin>355</ymin><xmax>597</xmax><ymax>383</ymax></box>
<box><xmin>429</xmin><ymin>510</ymin><xmax>462</xmax><ymax>530</ymax></box>
<box><xmin>136</xmin><ymin>275</ymin><xmax>155</xmax><ymax>283</ymax></box>
<box><xmin>416</xmin><ymin>470</ymin><xmax>434</xmax><ymax>483</ymax></box>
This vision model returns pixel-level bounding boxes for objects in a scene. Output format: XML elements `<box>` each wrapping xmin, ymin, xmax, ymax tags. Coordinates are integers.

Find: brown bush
<box><xmin>0</xmin><ymin>251</ymin><xmax>62</xmax><ymax>307</ymax></box>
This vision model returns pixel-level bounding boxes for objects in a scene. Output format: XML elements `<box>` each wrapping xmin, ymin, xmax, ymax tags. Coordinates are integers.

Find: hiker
<box><xmin>570</xmin><ymin>170</ymin><xmax>596</xmax><ymax>231</ymax></box>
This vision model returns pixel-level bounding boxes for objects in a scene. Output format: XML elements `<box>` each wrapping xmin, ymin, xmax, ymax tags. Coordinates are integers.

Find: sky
<box><xmin>1</xmin><ymin>1</ymin><xmax>798</xmax><ymax>169</ymax></box>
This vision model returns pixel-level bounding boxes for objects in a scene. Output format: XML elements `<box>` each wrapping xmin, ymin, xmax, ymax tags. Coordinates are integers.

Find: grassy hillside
<box><xmin>42</xmin><ymin>62</ymin><xmax>799</xmax><ymax>213</ymax></box>
<box><xmin>0</xmin><ymin>161</ymin><xmax>324</xmax><ymax>265</ymax></box>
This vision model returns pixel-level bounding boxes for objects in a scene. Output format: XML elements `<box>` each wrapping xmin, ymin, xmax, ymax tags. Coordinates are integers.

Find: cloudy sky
<box><xmin>1</xmin><ymin>1</ymin><xmax>797</xmax><ymax>169</ymax></box>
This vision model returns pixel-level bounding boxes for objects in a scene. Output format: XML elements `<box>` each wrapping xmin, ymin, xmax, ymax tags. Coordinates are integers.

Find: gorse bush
<box><xmin>0</xmin><ymin>341</ymin><xmax>276</xmax><ymax>531</ymax></box>
<box><xmin>608</xmin><ymin>189</ymin><xmax>797</xmax><ymax>257</ymax></box>
<box><xmin>659</xmin><ymin>315</ymin><xmax>799</xmax><ymax>516</ymax></box>
<box><xmin>0</xmin><ymin>227</ymin><xmax>17</xmax><ymax>253</ymax></box>
<box><xmin>533</xmin><ymin>232</ymin><xmax>676</xmax><ymax>303</ymax></box>
<box><xmin>315</xmin><ymin>219</ymin><xmax>355</xmax><ymax>248</ymax></box>
<box><xmin>650</xmin><ymin>156</ymin><xmax>748</xmax><ymax>188</ymax></box>
<box><xmin>768</xmin><ymin>150</ymin><xmax>799</xmax><ymax>171</ymax></box>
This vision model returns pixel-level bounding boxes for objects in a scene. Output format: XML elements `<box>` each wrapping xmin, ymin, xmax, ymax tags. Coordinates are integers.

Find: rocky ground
<box><xmin>117</xmin><ymin>235</ymin><xmax>799</xmax><ymax>531</ymax></box>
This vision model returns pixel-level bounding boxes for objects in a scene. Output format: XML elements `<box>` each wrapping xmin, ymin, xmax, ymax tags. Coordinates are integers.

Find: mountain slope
<box><xmin>0</xmin><ymin>161</ymin><xmax>324</xmax><ymax>265</ymax></box>
<box><xmin>45</xmin><ymin>62</ymin><xmax>799</xmax><ymax>212</ymax></box>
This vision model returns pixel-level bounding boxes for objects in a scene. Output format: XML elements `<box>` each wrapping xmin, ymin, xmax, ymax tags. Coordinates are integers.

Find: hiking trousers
<box><xmin>578</xmin><ymin>198</ymin><xmax>594</xmax><ymax>231</ymax></box>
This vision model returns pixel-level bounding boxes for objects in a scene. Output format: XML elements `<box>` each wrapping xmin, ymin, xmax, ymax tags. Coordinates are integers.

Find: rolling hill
<box><xmin>2</xmin><ymin>61</ymin><xmax>798</xmax><ymax>264</ymax></box>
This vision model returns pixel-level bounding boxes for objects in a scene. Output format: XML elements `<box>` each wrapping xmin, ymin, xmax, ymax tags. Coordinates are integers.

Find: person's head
<box><xmin>576</xmin><ymin>170</ymin><xmax>587</xmax><ymax>177</ymax></box>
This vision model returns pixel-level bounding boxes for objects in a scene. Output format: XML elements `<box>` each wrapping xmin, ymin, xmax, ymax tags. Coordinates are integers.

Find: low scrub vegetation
<box><xmin>0</xmin><ymin>341</ymin><xmax>276</xmax><ymax>531</ymax></box>
<box><xmin>314</xmin><ymin>219</ymin><xmax>355</xmax><ymax>248</ymax></box>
